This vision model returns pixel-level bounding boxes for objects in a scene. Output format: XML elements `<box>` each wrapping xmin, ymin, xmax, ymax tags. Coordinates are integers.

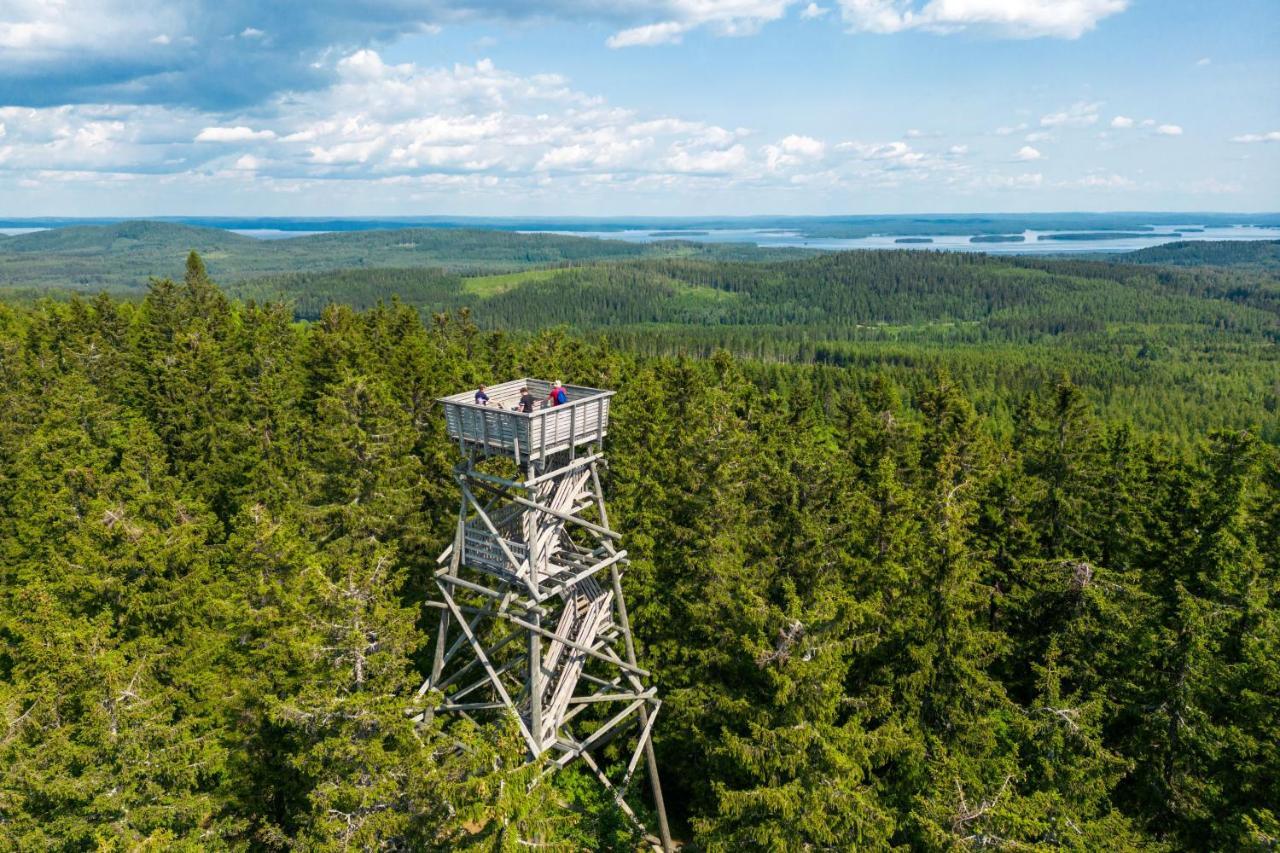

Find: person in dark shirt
<box><xmin>518</xmin><ymin>387</ymin><xmax>536</xmax><ymax>413</ymax></box>
<box><xmin>474</xmin><ymin>385</ymin><xmax>490</xmax><ymax>405</ymax></box>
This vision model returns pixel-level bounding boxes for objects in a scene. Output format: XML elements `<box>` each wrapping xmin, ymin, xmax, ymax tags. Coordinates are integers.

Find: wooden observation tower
<box><xmin>420</xmin><ymin>379</ymin><xmax>673</xmax><ymax>850</ymax></box>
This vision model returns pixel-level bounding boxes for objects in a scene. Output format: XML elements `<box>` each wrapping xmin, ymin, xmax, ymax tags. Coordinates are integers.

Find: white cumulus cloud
<box><xmin>838</xmin><ymin>0</ymin><xmax>1129</xmax><ymax>38</ymax></box>
<box><xmin>1041</xmin><ymin>101</ymin><xmax>1100</xmax><ymax>128</ymax></box>
<box><xmin>1110</xmin><ymin>115</ymin><xmax>1134</xmax><ymax>129</ymax></box>
<box><xmin>1231</xmin><ymin>131</ymin><xmax>1280</xmax><ymax>144</ymax></box>
<box><xmin>762</xmin><ymin>133</ymin><xmax>826</xmax><ymax>169</ymax></box>
<box><xmin>606</xmin><ymin>1</ymin><xmax>796</xmax><ymax>48</ymax></box>
<box><xmin>1074</xmin><ymin>172</ymin><xmax>1134</xmax><ymax>189</ymax></box>
<box><xmin>1156</xmin><ymin>124</ymin><xmax>1182</xmax><ymax>136</ymax></box>
<box><xmin>607</xmin><ymin>21</ymin><xmax>690</xmax><ymax>47</ymax></box>
<box><xmin>666</xmin><ymin>144</ymin><xmax>748</xmax><ymax>173</ymax></box>
<box><xmin>981</xmin><ymin>171</ymin><xmax>1044</xmax><ymax>189</ymax></box>
<box><xmin>1015</xmin><ymin>145</ymin><xmax>1043</xmax><ymax>161</ymax></box>
<box><xmin>195</xmin><ymin>125</ymin><xmax>276</xmax><ymax>142</ymax></box>
<box><xmin>835</xmin><ymin>139</ymin><xmax>935</xmax><ymax>169</ymax></box>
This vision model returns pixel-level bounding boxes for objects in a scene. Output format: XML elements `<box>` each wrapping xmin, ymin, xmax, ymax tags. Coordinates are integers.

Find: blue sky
<box><xmin>0</xmin><ymin>0</ymin><xmax>1276</xmax><ymax>215</ymax></box>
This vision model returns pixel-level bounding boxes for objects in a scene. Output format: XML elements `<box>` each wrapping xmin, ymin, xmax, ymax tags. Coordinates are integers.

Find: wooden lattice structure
<box><xmin>419</xmin><ymin>379</ymin><xmax>673</xmax><ymax>850</ymax></box>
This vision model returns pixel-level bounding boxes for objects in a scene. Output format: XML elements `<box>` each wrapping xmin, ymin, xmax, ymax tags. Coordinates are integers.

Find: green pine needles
<box><xmin>0</xmin><ymin>261</ymin><xmax>1276</xmax><ymax>850</ymax></box>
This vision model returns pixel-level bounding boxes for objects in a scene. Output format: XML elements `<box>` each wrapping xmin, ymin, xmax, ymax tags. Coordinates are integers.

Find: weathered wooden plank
<box><xmin>567</xmin><ymin>689</ymin><xmax>656</xmax><ymax>706</ymax></box>
<box><xmin>537</xmin><ymin>550</ymin><xmax>628</xmax><ymax>603</ymax></box>
<box><xmin>501</xmin><ymin>610</ymin><xmax>650</xmax><ymax>678</ymax></box>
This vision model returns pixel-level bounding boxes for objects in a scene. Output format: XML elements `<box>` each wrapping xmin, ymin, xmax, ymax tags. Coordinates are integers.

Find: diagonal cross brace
<box><xmin>437</xmin><ymin>581</ymin><xmax>541</xmax><ymax>755</ymax></box>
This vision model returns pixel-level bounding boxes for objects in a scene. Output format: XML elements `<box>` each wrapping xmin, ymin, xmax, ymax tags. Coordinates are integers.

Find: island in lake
<box><xmin>1040</xmin><ymin>232</ymin><xmax>1178</xmax><ymax>241</ymax></box>
<box><xmin>895</xmin><ymin>237</ymin><xmax>934</xmax><ymax>244</ymax></box>
<box><xmin>971</xmin><ymin>234</ymin><xmax>1026</xmax><ymax>243</ymax></box>
<box><xmin>649</xmin><ymin>230</ymin><xmax>710</xmax><ymax>237</ymax></box>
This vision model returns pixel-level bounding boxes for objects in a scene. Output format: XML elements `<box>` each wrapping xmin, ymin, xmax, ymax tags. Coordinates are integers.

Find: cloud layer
<box><xmin>0</xmin><ymin>0</ymin><xmax>1137</xmax><ymax>109</ymax></box>
<box><xmin>0</xmin><ymin>48</ymin><xmax>1086</xmax><ymax>206</ymax></box>
<box><xmin>2</xmin><ymin>0</ymin><xmax>1261</xmax><ymax>214</ymax></box>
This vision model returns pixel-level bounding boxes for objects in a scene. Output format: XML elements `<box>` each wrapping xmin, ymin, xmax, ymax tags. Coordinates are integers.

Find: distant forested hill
<box><xmin>1120</xmin><ymin>239</ymin><xmax>1280</xmax><ymax>269</ymax></box>
<box><xmin>0</xmin><ymin>220</ymin><xmax>808</xmax><ymax>293</ymax></box>
<box><xmin>473</xmin><ymin>252</ymin><xmax>1279</xmax><ymax>331</ymax></box>
<box><xmin>0</xmin><ymin>220</ymin><xmax>256</xmax><ymax>253</ymax></box>
<box><xmin>225</xmin><ymin>249</ymin><xmax>1280</xmax><ymax>335</ymax></box>
<box><xmin>218</xmin><ymin>250</ymin><xmax>1280</xmax><ymax>441</ymax></box>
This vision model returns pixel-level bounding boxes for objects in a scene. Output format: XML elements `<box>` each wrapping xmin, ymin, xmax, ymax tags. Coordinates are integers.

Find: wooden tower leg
<box><xmin>528</xmin><ymin>612</ymin><xmax>543</xmax><ymax>757</ymax></box>
<box><xmin>610</xmin><ymin>563</ymin><xmax>673</xmax><ymax>852</ymax></box>
<box><xmin>422</xmin><ymin>493</ymin><xmax>468</xmax><ymax>723</ymax></box>
<box><xmin>422</xmin><ymin>607</ymin><xmax>451</xmax><ymax>725</ymax></box>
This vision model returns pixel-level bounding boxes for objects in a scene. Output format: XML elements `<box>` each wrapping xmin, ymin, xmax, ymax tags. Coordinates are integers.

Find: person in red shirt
<box><xmin>547</xmin><ymin>380</ymin><xmax>568</xmax><ymax>406</ymax></box>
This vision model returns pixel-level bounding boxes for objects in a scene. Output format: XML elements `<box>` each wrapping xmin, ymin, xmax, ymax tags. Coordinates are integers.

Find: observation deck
<box><xmin>439</xmin><ymin>378</ymin><xmax>613</xmax><ymax>463</ymax></box>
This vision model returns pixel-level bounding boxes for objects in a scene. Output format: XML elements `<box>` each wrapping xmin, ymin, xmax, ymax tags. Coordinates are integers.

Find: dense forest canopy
<box><xmin>0</xmin><ymin>251</ymin><xmax>1277</xmax><ymax>849</ymax></box>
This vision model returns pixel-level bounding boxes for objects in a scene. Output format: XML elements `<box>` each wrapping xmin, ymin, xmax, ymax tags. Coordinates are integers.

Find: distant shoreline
<box><xmin>2</xmin><ymin>212</ymin><xmax>1277</xmax><ymax>237</ymax></box>
<box><xmin>1039</xmin><ymin>231</ymin><xmax>1182</xmax><ymax>242</ymax></box>
<box><xmin>971</xmin><ymin>234</ymin><xmax>1026</xmax><ymax>243</ymax></box>
<box><xmin>4</xmin><ymin>217</ymin><xmax>1279</xmax><ymax>258</ymax></box>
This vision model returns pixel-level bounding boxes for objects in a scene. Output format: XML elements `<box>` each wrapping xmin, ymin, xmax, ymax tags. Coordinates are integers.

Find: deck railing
<box><xmin>440</xmin><ymin>378</ymin><xmax>613</xmax><ymax>462</ymax></box>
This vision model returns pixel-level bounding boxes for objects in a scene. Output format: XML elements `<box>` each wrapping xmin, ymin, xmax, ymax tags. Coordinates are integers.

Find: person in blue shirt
<box><xmin>474</xmin><ymin>385</ymin><xmax>490</xmax><ymax>405</ymax></box>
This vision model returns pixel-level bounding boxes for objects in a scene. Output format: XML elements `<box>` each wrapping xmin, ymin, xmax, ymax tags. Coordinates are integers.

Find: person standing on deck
<box><xmin>547</xmin><ymin>380</ymin><xmax>568</xmax><ymax>407</ymax></box>
<box><xmin>474</xmin><ymin>385</ymin><xmax>490</xmax><ymax>405</ymax></box>
<box><xmin>518</xmin><ymin>386</ymin><xmax>537</xmax><ymax>413</ymax></box>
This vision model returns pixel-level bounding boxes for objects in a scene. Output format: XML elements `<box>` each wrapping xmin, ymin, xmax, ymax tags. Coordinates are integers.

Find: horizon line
<box><xmin>2</xmin><ymin>211</ymin><xmax>1279</xmax><ymax>223</ymax></box>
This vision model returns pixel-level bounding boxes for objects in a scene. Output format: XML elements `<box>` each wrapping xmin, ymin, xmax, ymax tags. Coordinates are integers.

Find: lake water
<box><xmin>519</xmin><ymin>225</ymin><xmax>1280</xmax><ymax>254</ymax></box>
<box><xmin>4</xmin><ymin>224</ymin><xmax>1278</xmax><ymax>254</ymax></box>
<box><xmin>229</xmin><ymin>229</ymin><xmax>333</xmax><ymax>239</ymax></box>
